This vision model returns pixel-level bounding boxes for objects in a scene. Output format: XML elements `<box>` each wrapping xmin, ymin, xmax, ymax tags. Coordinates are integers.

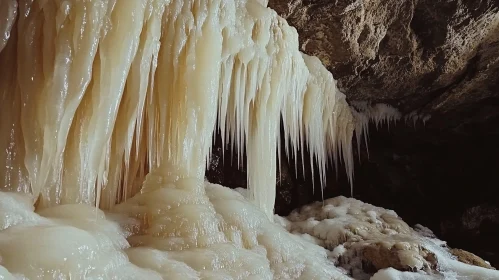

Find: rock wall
<box><xmin>268</xmin><ymin>0</ymin><xmax>499</xmax><ymax>132</ymax></box>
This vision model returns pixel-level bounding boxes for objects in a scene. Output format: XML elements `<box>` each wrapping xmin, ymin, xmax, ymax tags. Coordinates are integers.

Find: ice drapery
<box><xmin>0</xmin><ymin>0</ymin><xmax>356</xmax><ymax>218</ymax></box>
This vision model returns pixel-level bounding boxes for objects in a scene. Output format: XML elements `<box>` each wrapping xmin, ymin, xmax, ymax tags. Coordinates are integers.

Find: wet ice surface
<box><xmin>2</xmin><ymin>187</ymin><xmax>499</xmax><ymax>279</ymax></box>
<box><xmin>0</xmin><ymin>0</ymin><xmax>498</xmax><ymax>279</ymax></box>
<box><xmin>0</xmin><ymin>184</ymin><xmax>350</xmax><ymax>280</ymax></box>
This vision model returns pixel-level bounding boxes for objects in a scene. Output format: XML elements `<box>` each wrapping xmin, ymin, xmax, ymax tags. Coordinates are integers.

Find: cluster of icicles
<box><xmin>0</xmin><ymin>0</ymin><xmax>362</xmax><ymax>216</ymax></box>
<box><xmin>0</xmin><ymin>0</ymin><xmax>401</xmax><ymax>279</ymax></box>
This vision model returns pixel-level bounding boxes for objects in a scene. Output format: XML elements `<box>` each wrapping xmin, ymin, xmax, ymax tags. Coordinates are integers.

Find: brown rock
<box><xmin>362</xmin><ymin>242</ymin><xmax>437</xmax><ymax>272</ymax></box>
<box><xmin>268</xmin><ymin>0</ymin><xmax>499</xmax><ymax>132</ymax></box>
<box><xmin>451</xmin><ymin>248</ymin><xmax>496</xmax><ymax>270</ymax></box>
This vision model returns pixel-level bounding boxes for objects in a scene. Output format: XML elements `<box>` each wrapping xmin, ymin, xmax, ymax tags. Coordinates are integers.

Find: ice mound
<box><xmin>282</xmin><ymin>196</ymin><xmax>499</xmax><ymax>280</ymax></box>
<box><xmin>112</xmin><ymin>179</ymin><xmax>352</xmax><ymax>279</ymax></box>
<box><xmin>1</xmin><ymin>186</ymin><xmax>499</xmax><ymax>279</ymax></box>
<box><xmin>0</xmin><ymin>192</ymin><xmax>161</xmax><ymax>279</ymax></box>
<box><xmin>0</xmin><ymin>183</ymin><xmax>351</xmax><ymax>280</ymax></box>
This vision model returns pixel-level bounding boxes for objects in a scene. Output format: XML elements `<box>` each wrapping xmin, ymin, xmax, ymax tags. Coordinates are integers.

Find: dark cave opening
<box><xmin>206</xmin><ymin>120</ymin><xmax>499</xmax><ymax>269</ymax></box>
<box><xmin>345</xmin><ymin>122</ymin><xmax>499</xmax><ymax>269</ymax></box>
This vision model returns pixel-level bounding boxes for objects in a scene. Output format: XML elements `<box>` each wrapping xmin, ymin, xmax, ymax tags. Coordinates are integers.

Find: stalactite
<box><xmin>0</xmin><ymin>0</ymin><xmax>358</xmax><ymax>218</ymax></box>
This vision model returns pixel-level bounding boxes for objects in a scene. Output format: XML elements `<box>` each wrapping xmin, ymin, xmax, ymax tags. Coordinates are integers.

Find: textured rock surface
<box><xmin>280</xmin><ymin>196</ymin><xmax>499</xmax><ymax>278</ymax></box>
<box><xmin>361</xmin><ymin>243</ymin><xmax>437</xmax><ymax>272</ymax></box>
<box><xmin>268</xmin><ymin>0</ymin><xmax>499</xmax><ymax>132</ymax></box>
<box><xmin>451</xmin><ymin>249</ymin><xmax>496</xmax><ymax>270</ymax></box>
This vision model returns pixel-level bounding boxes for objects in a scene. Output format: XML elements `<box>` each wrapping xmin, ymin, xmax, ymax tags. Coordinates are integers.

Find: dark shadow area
<box><xmin>347</xmin><ymin>122</ymin><xmax>499</xmax><ymax>269</ymax></box>
<box><xmin>206</xmin><ymin>120</ymin><xmax>499</xmax><ymax>268</ymax></box>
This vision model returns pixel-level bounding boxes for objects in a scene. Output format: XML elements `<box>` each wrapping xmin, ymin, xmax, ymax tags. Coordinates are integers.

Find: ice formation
<box><xmin>282</xmin><ymin>196</ymin><xmax>499</xmax><ymax>280</ymax></box>
<box><xmin>0</xmin><ymin>192</ymin><xmax>161</xmax><ymax>279</ymax></box>
<box><xmin>350</xmin><ymin>101</ymin><xmax>402</xmax><ymax>130</ymax></box>
<box><xmin>350</xmin><ymin>101</ymin><xmax>431</xmax><ymax>135</ymax></box>
<box><xmin>0</xmin><ymin>185</ymin><xmax>353</xmax><ymax>279</ymax></box>
<box><xmin>350</xmin><ymin>101</ymin><xmax>432</xmax><ymax>161</ymax></box>
<box><xmin>0</xmin><ymin>0</ymin><xmax>355</xmax><ymax>278</ymax></box>
<box><xmin>405</xmin><ymin>111</ymin><xmax>432</xmax><ymax>127</ymax></box>
<box><xmin>0</xmin><ymin>0</ymin><xmax>355</xmax><ymax>218</ymax></box>
<box><xmin>0</xmin><ymin>0</ymin><xmax>497</xmax><ymax>280</ymax></box>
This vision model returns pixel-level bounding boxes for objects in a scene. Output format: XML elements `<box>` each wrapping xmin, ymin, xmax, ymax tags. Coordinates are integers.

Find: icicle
<box><xmin>0</xmin><ymin>0</ymin><xmax>368</xmax><ymax>219</ymax></box>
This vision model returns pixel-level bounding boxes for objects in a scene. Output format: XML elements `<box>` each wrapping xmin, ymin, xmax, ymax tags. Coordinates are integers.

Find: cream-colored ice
<box><xmin>0</xmin><ymin>0</ymin><xmax>357</xmax><ymax>278</ymax></box>
<box><xmin>0</xmin><ymin>185</ymin><xmax>352</xmax><ymax>279</ymax></box>
<box><xmin>114</xmin><ymin>181</ymin><xmax>351</xmax><ymax>279</ymax></box>
<box><xmin>1</xmin><ymin>0</ymin><xmax>497</xmax><ymax>279</ymax></box>
<box><xmin>0</xmin><ymin>192</ymin><xmax>162</xmax><ymax>279</ymax></box>
<box><xmin>1</xmin><ymin>0</ymin><xmax>356</xmax><ymax>217</ymax></box>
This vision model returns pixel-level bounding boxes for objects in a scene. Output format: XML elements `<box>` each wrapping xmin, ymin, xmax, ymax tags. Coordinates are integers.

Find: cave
<box><xmin>208</xmin><ymin>119</ymin><xmax>499</xmax><ymax>270</ymax></box>
<box><xmin>210</xmin><ymin>0</ymin><xmax>499</xmax><ymax>270</ymax></box>
<box><xmin>1</xmin><ymin>0</ymin><xmax>499</xmax><ymax>279</ymax></box>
